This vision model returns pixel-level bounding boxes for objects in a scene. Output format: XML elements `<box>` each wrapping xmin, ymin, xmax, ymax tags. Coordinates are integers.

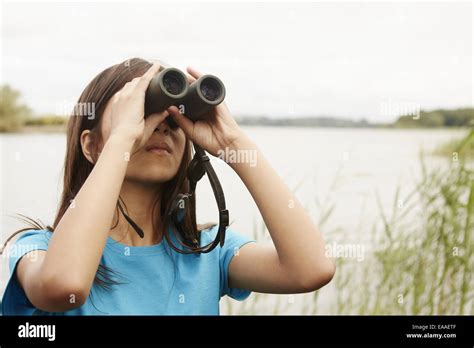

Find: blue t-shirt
<box><xmin>2</xmin><ymin>226</ymin><xmax>256</xmax><ymax>315</ymax></box>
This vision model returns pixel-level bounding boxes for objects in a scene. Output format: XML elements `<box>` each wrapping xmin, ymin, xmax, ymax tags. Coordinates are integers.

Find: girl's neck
<box><xmin>109</xmin><ymin>180</ymin><xmax>163</xmax><ymax>247</ymax></box>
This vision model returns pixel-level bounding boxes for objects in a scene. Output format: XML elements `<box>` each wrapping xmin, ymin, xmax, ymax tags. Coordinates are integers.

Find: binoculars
<box><xmin>144</xmin><ymin>66</ymin><xmax>226</xmax><ymax>128</ymax></box>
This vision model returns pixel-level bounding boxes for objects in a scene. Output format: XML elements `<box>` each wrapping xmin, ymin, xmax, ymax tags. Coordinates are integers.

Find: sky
<box><xmin>1</xmin><ymin>1</ymin><xmax>472</xmax><ymax>122</ymax></box>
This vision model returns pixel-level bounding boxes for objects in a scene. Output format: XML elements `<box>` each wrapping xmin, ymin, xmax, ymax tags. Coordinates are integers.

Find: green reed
<box><xmin>223</xmin><ymin>130</ymin><xmax>473</xmax><ymax>315</ymax></box>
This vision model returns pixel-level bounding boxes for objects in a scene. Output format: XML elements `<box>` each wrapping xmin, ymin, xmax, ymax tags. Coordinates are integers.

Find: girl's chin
<box><xmin>125</xmin><ymin>173</ymin><xmax>176</xmax><ymax>185</ymax></box>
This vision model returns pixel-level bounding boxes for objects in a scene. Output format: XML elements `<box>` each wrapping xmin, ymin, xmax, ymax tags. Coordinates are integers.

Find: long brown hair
<box><xmin>1</xmin><ymin>58</ymin><xmax>214</xmax><ymax>288</ymax></box>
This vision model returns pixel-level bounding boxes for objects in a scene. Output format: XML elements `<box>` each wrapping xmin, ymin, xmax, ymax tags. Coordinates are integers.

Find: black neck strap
<box><xmin>192</xmin><ymin>143</ymin><xmax>229</xmax><ymax>249</ymax></box>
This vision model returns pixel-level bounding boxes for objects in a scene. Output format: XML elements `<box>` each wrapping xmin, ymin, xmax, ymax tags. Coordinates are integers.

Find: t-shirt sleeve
<box><xmin>219</xmin><ymin>227</ymin><xmax>256</xmax><ymax>301</ymax></box>
<box><xmin>1</xmin><ymin>229</ymin><xmax>52</xmax><ymax>315</ymax></box>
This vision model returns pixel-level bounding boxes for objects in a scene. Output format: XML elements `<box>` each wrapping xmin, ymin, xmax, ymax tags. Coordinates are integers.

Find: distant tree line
<box><xmin>236</xmin><ymin>108</ymin><xmax>473</xmax><ymax>128</ymax></box>
<box><xmin>1</xmin><ymin>84</ymin><xmax>472</xmax><ymax>132</ymax></box>
<box><xmin>0</xmin><ymin>85</ymin><xmax>32</xmax><ymax>132</ymax></box>
<box><xmin>234</xmin><ymin>116</ymin><xmax>371</xmax><ymax>127</ymax></box>
<box><xmin>0</xmin><ymin>85</ymin><xmax>67</xmax><ymax>132</ymax></box>
<box><xmin>392</xmin><ymin>108</ymin><xmax>474</xmax><ymax>128</ymax></box>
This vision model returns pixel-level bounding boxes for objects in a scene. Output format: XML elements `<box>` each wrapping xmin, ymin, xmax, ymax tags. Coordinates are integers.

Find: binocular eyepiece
<box><xmin>144</xmin><ymin>67</ymin><xmax>226</xmax><ymax>128</ymax></box>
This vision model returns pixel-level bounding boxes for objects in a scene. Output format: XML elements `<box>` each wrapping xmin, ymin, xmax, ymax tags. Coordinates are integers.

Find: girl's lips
<box><xmin>146</xmin><ymin>142</ymin><xmax>172</xmax><ymax>155</ymax></box>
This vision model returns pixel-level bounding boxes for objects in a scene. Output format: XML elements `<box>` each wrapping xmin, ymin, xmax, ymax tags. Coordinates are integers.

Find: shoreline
<box><xmin>0</xmin><ymin>125</ymin><xmax>471</xmax><ymax>134</ymax></box>
<box><xmin>3</xmin><ymin>125</ymin><xmax>67</xmax><ymax>134</ymax></box>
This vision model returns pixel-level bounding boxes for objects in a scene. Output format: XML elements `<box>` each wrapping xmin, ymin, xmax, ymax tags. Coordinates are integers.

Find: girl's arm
<box><xmin>17</xmin><ymin>134</ymin><xmax>135</xmax><ymax>311</ymax></box>
<box><xmin>226</xmin><ymin>134</ymin><xmax>335</xmax><ymax>293</ymax></box>
<box><xmin>16</xmin><ymin>63</ymin><xmax>164</xmax><ymax>312</ymax></box>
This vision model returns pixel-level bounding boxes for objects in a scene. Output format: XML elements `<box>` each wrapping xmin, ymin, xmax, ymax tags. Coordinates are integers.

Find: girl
<box><xmin>1</xmin><ymin>58</ymin><xmax>335</xmax><ymax>315</ymax></box>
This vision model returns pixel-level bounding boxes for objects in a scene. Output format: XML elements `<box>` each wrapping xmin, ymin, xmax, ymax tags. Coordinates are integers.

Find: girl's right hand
<box><xmin>108</xmin><ymin>62</ymin><xmax>169</xmax><ymax>152</ymax></box>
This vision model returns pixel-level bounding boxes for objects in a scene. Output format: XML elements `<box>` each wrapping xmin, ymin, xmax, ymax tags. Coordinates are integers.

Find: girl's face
<box><xmin>100</xmin><ymin>100</ymin><xmax>187</xmax><ymax>185</ymax></box>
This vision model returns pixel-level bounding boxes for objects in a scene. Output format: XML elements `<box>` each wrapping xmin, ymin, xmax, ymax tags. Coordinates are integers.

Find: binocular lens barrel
<box><xmin>200</xmin><ymin>78</ymin><xmax>221</xmax><ymax>101</ymax></box>
<box><xmin>181</xmin><ymin>75</ymin><xmax>226</xmax><ymax>121</ymax></box>
<box><xmin>144</xmin><ymin>68</ymin><xmax>189</xmax><ymax>117</ymax></box>
<box><xmin>144</xmin><ymin>68</ymin><xmax>226</xmax><ymax>128</ymax></box>
<box><xmin>163</xmin><ymin>73</ymin><xmax>184</xmax><ymax>95</ymax></box>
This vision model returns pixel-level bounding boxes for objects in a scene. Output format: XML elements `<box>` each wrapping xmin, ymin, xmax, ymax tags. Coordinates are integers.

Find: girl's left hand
<box><xmin>166</xmin><ymin>67</ymin><xmax>245</xmax><ymax>157</ymax></box>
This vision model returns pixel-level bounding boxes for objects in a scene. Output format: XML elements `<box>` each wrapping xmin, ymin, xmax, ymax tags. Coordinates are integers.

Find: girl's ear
<box><xmin>80</xmin><ymin>129</ymin><xmax>96</xmax><ymax>164</ymax></box>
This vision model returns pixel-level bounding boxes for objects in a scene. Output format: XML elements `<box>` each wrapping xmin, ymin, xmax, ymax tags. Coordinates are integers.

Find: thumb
<box><xmin>167</xmin><ymin>106</ymin><xmax>195</xmax><ymax>140</ymax></box>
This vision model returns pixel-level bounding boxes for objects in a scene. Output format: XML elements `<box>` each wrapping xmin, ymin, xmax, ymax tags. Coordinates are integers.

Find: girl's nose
<box><xmin>154</xmin><ymin>119</ymin><xmax>171</xmax><ymax>135</ymax></box>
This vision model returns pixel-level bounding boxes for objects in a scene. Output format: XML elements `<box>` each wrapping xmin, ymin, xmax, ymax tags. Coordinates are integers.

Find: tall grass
<box><xmin>335</xmin><ymin>131</ymin><xmax>473</xmax><ymax>315</ymax></box>
<box><xmin>366</xmin><ymin>157</ymin><xmax>472</xmax><ymax>314</ymax></box>
<box><xmin>223</xmin><ymin>131</ymin><xmax>473</xmax><ymax>315</ymax></box>
<box><xmin>433</xmin><ymin>128</ymin><xmax>474</xmax><ymax>159</ymax></box>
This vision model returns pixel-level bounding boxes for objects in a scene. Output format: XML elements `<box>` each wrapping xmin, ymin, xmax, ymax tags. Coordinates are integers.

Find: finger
<box><xmin>144</xmin><ymin>62</ymin><xmax>162</xmax><ymax>80</ymax></box>
<box><xmin>119</xmin><ymin>77</ymin><xmax>140</xmax><ymax>96</ymax></box>
<box><xmin>186</xmin><ymin>66</ymin><xmax>204</xmax><ymax>80</ymax></box>
<box><xmin>186</xmin><ymin>73</ymin><xmax>196</xmax><ymax>85</ymax></box>
<box><xmin>137</xmin><ymin>62</ymin><xmax>162</xmax><ymax>89</ymax></box>
<box><xmin>123</xmin><ymin>77</ymin><xmax>141</xmax><ymax>91</ymax></box>
<box><xmin>167</xmin><ymin>105</ymin><xmax>195</xmax><ymax>138</ymax></box>
<box><xmin>111</xmin><ymin>90</ymin><xmax>121</xmax><ymax>102</ymax></box>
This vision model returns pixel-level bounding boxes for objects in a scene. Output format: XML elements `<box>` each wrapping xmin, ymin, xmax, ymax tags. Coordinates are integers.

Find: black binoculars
<box><xmin>144</xmin><ymin>67</ymin><xmax>226</xmax><ymax>128</ymax></box>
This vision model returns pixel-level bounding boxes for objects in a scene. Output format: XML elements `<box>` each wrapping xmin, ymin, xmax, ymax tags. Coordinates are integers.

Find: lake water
<box><xmin>0</xmin><ymin>127</ymin><xmax>468</xmax><ymax>314</ymax></box>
